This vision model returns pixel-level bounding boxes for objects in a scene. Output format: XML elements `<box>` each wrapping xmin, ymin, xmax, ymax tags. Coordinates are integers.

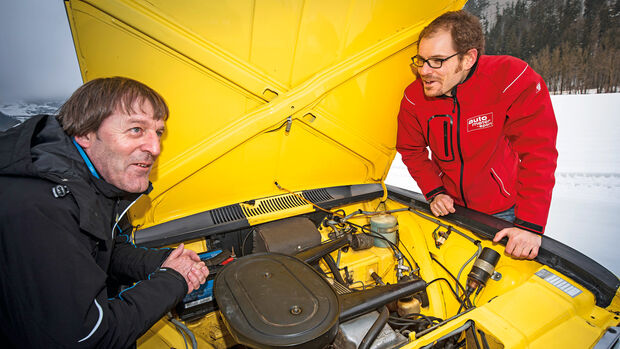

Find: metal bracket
<box><xmin>285</xmin><ymin>115</ymin><xmax>293</xmax><ymax>133</ymax></box>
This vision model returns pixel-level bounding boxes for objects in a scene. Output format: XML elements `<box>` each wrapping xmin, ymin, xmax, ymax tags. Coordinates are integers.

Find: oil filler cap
<box><xmin>214</xmin><ymin>253</ymin><xmax>339</xmax><ymax>348</ymax></box>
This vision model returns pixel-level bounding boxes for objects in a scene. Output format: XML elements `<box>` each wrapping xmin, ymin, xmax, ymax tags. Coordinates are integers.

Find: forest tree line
<box><xmin>465</xmin><ymin>0</ymin><xmax>619</xmax><ymax>94</ymax></box>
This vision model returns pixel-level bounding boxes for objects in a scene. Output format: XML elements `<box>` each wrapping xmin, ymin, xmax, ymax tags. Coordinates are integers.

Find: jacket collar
<box><xmin>444</xmin><ymin>56</ymin><xmax>480</xmax><ymax>98</ymax></box>
<box><xmin>0</xmin><ymin>115</ymin><xmax>151</xmax><ymax>240</ymax></box>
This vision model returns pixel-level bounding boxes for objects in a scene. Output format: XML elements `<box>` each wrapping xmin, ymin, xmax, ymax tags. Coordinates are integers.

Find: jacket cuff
<box><xmin>158</xmin><ymin>267</ymin><xmax>188</xmax><ymax>295</ymax></box>
<box><xmin>157</xmin><ymin>248</ymin><xmax>174</xmax><ymax>268</ymax></box>
<box><xmin>514</xmin><ymin>218</ymin><xmax>544</xmax><ymax>235</ymax></box>
<box><xmin>425</xmin><ymin>186</ymin><xmax>446</xmax><ymax>201</ymax></box>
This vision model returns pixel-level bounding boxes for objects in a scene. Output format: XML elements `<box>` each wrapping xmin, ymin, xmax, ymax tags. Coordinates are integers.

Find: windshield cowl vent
<box><xmin>303</xmin><ymin>188</ymin><xmax>333</xmax><ymax>203</ymax></box>
<box><xmin>242</xmin><ymin>193</ymin><xmax>308</xmax><ymax>217</ymax></box>
<box><xmin>210</xmin><ymin>204</ymin><xmax>245</xmax><ymax>225</ymax></box>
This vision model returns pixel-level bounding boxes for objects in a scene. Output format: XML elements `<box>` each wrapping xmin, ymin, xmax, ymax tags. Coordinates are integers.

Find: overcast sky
<box><xmin>0</xmin><ymin>0</ymin><xmax>82</xmax><ymax>104</ymax></box>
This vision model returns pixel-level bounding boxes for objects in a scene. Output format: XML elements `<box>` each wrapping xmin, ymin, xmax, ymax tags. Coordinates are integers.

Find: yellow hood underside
<box><xmin>65</xmin><ymin>0</ymin><xmax>466</xmax><ymax>228</ymax></box>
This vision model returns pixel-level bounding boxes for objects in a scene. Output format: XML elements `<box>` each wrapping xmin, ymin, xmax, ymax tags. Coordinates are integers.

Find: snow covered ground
<box><xmin>0</xmin><ymin>100</ymin><xmax>62</xmax><ymax>119</ymax></box>
<box><xmin>387</xmin><ymin>93</ymin><xmax>620</xmax><ymax>276</ymax></box>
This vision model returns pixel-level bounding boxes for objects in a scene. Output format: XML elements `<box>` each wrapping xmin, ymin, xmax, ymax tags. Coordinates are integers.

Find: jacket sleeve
<box><xmin>504</xmin><ymin>65</ymin><xmax>558</xmax><ymax>234</ymax></box>
<box><xmin>109</xmin><ymin>223</ymin><xmax>172</xmax><ymax>283</ymax></box>
<box><xmin>396</xmin><ymin>95</ymin><xmax>446</xmax><ymax>201</ymax></box>
<box><xmin>0</xmin><ymin>190</ymin><xmax>187</xmax><ymax>349</ymax></box>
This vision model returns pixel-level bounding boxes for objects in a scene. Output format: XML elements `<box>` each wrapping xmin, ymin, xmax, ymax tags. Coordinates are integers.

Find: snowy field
<box><xmin>387</xmin><ymin>93</ymin><xmax>620</xmax><ymax>276</ymax></box>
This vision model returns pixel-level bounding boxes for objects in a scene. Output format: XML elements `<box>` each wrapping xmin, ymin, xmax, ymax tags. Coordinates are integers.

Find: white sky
<box><xmin>0</xmin><ymin>1</ymin><xmax>82</xmax><ymax>103</ymax></box>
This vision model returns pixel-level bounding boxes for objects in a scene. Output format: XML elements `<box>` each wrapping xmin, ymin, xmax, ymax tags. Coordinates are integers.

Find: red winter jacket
<box><xmin>396</xmin><ymin>55</ymin><xmax>558</xmax><ymax>234</ymax></box>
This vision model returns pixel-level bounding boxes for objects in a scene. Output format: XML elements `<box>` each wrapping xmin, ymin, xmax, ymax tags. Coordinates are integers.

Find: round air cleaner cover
<box><xmin>214</xmin><ymin>253</ymin><xmax>339</xmax><ymax>348</ymax></box>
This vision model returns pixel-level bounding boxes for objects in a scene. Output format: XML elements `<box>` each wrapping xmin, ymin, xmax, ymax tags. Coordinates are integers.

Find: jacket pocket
<box><xmin>490</xmin><ymin>167</ymin><xmax>512</xmax><ymax>198</ymax></box>
<box><xmin>427</xmin><ymin>114</ymin><xmax>454</xmax><ymax>162</ymax></box>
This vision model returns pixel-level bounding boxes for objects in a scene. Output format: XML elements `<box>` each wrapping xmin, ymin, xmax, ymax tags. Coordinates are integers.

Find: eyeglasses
<box><xmin>411</xmin><ymin>52</ymin><xmax>460</xmax><ymax>69</ymax></box>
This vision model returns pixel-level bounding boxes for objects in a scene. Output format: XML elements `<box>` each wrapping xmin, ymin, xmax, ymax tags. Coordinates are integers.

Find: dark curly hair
<box><xmin>418</xmin><ymin>10</ymin><xmax>485</xmax><ymax>60</ymax></box>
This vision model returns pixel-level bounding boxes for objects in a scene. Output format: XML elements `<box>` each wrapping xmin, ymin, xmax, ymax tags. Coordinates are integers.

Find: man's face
<box><xmin>416</xmin><ymin>29</ymin><xmax>470</xmax><ymax>97</ymax></box>
<box><xmin>76</xmin><ymin>100</ymin><xmax>165</xmax><ymax>193</ymax></box>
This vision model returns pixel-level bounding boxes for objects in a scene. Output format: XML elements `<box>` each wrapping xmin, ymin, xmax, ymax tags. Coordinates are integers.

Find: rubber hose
<box><xmin>358</xmin><ymin>306</ymin><xmax>389</xmax><ymax>349</ymax></box>
<box><xmin>323</xmin><ymin>254</ymin><xmax>347</xmax><ymax>286</ymax></box>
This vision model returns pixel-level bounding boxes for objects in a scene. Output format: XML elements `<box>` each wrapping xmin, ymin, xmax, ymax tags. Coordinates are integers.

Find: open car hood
<box><xmin>65</xmin><ymin>0</ymin><xmax>466</xmax><ymax>228</ymax></box>
<box><xmin>65</xmin><ymin>5</ymin><xmax>620</xmax><ymax>347</ymax></box>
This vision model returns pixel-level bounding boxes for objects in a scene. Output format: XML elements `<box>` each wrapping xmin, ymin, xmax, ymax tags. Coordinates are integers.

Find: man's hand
<box><xmin>430</xmin><ymin>194</ymin><xmax>455</xmax><ymax>216</ymax></box>
<box><xmin>162</xmin><ymin>243</ymin><xmax>210</xmax><ymax>294</ymax></box>
<box><xmin>493</xmin><ymin>227</ymin><xmax>541</xmax><ymax>259</ymax></box>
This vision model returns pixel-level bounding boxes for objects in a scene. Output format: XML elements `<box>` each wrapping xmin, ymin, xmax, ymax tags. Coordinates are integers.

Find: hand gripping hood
<box><xmin>65</xmin><ymin>0</ymin><xmax>466</xmax><ymax>228</ymax></box>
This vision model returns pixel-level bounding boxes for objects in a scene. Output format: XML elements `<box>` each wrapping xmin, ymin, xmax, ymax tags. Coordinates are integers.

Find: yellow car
<box><xmin>64</xmin><ymin>0</ymin><xmax>619</xmax><ymax>348</ymax></box>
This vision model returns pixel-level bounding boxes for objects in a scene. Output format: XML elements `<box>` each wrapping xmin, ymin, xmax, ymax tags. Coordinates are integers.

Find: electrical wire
<box><xmin>388</xmin><ymin>313</ymin><xmax>443</xmax><ymax>335</ymax></box>
<box><xmin>409</xmin><ymin>206</ymin><xmax>483</xmax><ymax>301</ymax></box>
<box><xmin>273</xmin><ymin>183</ymin><xmax>487</xmax><ymax>320</ymax></box>
<box><xmin>172</xmin><ymin>322</ymin><xmax>188</xmax><ymax>349</ymax></box>
<box><xmin>274</xmin><ymin>183</ymin><xmax>436</xmax><ymax>285</ymax></box>
<box><xmin>271</xmin><ymin>183</ymin><xmax>487</xmax><ymax>320</ymax></box>
<box><xmin>347</xmin><ymin>221</ymin><xmax>415</xmax><ymax>273</ymax></box>
<box><xmin>170</xmin><ymin>318</ymin><xmax>196</xmax><ymax>349</ymax></box>
<box><xmin>340</xmin><ymin>208</ymin><xmax>410</xmax><ymax>222</ymax></box>
<box><xmin>398</xmin><ymin>241</ymin><xmax>419</xmax><ymax>276</ymax></box>
<box><xmin>425</xmin><ymin>277</ymin><xmax>462</xmax><ymax>306</ymax></box>
<box><xmin>408</xmin><ymin>208</ymin><xmax>478</xmax><ymax>245</ymax></box>
<box><xmin>374</xmin><ymin>198</ymin><xmax>387</xmax><ymax>212</ymax></box>
<box><xmin>430</xmin><ymin>255</ymin><xmax>474</xmax><ymax>309</ymax></box>
<box><xmin>349</xmin><ymin>280</ymin><xmax>367</xmax><ymax>290</ymax></box>
<box><xmin>456</xmin><ymin>243</ymin><xmax>481</xmax><ymax>297</ymax></box>
<box><xmin>344</xmin><ymin>208</ymin><xmax>421</xmax><ymax>274</ymax></box>
<box><xmin>473</xmin><ymin>287</ymin><xmax>483</xmax><ymax>306</ymax></box>
<box><xmin>273</xmin><ymin>182</ymin><xmax>420</xmax><ymax>278</ymax></box>
<box><xmin>389</xmin><ymin>313</ymin><xmax>442</xmax><ymax>326</ymax></box>
<box><xmin>430</xmin><ymin>254</ymin><xmax>467</xmax><ymax>298</ymax></box>
<box><xmin>241</xmin><ymin>228</ymin><xmax>255</xmax><ymax>256</ymax></box>
<box><xmin>380</xmin><ymin>181</ymin><xmax>388</xmax><ymax>203</ymax></box>
<box><xmin>414</xmin><ymin>307</ymin><xmax>476</xmax><ymax>339</ymax></box>
<box><xmin>456</xmin><ymin>289</ymin><xmax>473</xmax><ymax>315</ymax></box>
<box><xmin>361</xmin><ymin>222</ymin><xmax>418</xmax><ymax>276</ymax></box>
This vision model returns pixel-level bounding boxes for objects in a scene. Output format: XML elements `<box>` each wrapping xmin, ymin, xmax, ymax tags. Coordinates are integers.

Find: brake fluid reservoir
<box><xmin>370</xmin><ymin>214</ymin><xmax>398</xmax><ymax>248</ymax></box>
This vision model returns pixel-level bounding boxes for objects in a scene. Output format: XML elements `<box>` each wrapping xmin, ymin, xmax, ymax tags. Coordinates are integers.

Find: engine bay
<box><xmin>154</xmin><ymin>199</ymin><xmax>507</xmax><ymax>349</ymax></box>
<box><xmin>135</xmin><ymin>188</ymin><xmax>619</xmax><ymax>349</ymax></box>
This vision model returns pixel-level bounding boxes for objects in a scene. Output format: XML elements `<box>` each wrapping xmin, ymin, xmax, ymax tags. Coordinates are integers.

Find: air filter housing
<box><xmin>214</xmin><ymin>253</ymin><xmax>339</xmax><ymax>348</ymax></box>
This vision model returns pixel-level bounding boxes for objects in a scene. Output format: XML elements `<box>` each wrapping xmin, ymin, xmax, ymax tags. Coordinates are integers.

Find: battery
<box><xmin>175</xmin><ymin>249</ymin><xmax>229</xmax><ymax>321</ymax></box>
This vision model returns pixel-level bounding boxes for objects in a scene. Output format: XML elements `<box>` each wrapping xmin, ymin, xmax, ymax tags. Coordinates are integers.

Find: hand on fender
<box><xmin>162</xmin><ymin>243</ymin><xmax>210</xmax><ymax>294</ymax></box>
<box><xmin>430</xmin><ymin>194</ymin><xmax>455</xmax><ymax>216</ymax></box>
<box><xmin>493</xmin><ymin>227</ymin><xmax>541</xmax><ymax>259</ymax></box>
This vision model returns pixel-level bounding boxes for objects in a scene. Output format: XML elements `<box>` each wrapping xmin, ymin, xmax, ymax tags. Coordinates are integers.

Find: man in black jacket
<box><xmin>0</xmin><ymin>77</ymin><xmax>209</xmax><ymax>348</ymax></box>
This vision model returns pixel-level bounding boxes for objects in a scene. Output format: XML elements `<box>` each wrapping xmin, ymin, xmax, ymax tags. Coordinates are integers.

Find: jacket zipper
<box><xmin>113</xmin><ymin>198</ymin><xmax>121</xmax><ymax>238</ymax></box>
<box><xmin>443</xmin><ymin>121</ymin><xmax>449</xmax><ymax>157</ymax></box>
<box><xmin>452</xmin><ymin>89</ymin><xmax>468</xmax><ymax>208</ymax></box>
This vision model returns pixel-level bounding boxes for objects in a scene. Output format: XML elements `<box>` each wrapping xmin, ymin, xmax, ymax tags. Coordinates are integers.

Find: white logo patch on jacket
<box><xmin>467</xmin><ymin>112</ymin><xmax>494</xmax><ymax>132</ymax></box>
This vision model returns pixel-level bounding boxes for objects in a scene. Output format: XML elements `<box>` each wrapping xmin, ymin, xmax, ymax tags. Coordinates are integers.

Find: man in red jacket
<box><xmin>396</xmin><ymin>10</ymin><xmax>558</xmax><ymax>259</ymax></box>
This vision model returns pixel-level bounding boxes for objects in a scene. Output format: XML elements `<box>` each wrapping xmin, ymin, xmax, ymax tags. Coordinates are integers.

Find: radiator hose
<box><xmin>358</xmin><ymin>306</ymin><xmax>389</xmax><ymax>349</ymax></box>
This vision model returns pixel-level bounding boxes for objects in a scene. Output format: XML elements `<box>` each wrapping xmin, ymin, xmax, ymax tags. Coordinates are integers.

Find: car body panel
<box><xmin>65</xmin><ymin>0</ymin><xmax>466</xmax><ymax>229</ymax></box>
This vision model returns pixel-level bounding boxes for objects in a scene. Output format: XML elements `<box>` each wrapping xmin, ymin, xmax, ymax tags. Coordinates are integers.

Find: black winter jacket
<box><xmin>0</xmin><ymin>115</ymin><xmax>187</xmax><ymax>348</ymax></box>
